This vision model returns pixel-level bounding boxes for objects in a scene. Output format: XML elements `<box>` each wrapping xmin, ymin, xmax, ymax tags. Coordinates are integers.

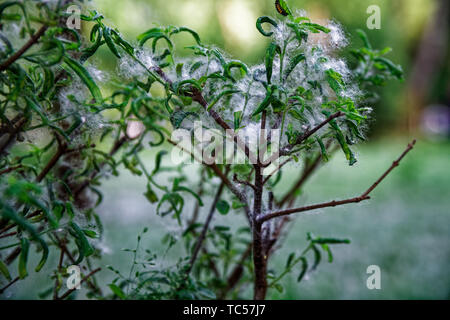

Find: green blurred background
<box><xmin>4</xmin><ymin>0</ymin><xmax>450</xmax><ymax>299</ymax></box>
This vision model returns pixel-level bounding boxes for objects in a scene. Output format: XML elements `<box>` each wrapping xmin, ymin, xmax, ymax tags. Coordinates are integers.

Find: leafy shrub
<box><xmin>0</xmin><ymin>0</ymin><xmax>414</xmax><ymax>299</ymax></box>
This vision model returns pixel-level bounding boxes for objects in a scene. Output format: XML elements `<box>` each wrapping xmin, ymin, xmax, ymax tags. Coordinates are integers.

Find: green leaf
<box><xmin>326</xmin><ymin>69</ymin><xmax>345</xmax><ymax>95</ymax></box>
<box><xmin>40</xmin><ymin>66</ymin><xmax>55</xmax><ymax>98</ymax></box>
<box><xmin>252</xmin><ymin>86</ymin><xmax>274</xmax><ymax>116</ymax></box>
<box><xmin>311</xmin><ymin>244</ymin><xmax>321</xmax><ymax>271</ymax></box>
<box><xmin>173</xmin><ymin>186</ymin><xmax>204</xmax><ymax>207</ymax></box>
<box><xmin>69</xmin><ymin>222</ymin><xmax>94</xmax><ymax>263</ymax></box>
<box><xmin>208</xmin><ymin>90</ymin><xmax>240</xmax><ymax>110</ymax></box>
<box><xmin>214</xmin><ymin>225</ymin><xmax>230</xmax><ymax>232</ymax></box>
<box><xmin>0</xmin><ymin>260</ymin><xmax>11</xmax><ymax>281</ymax></box>
<box><xmin>232</xmin><ymin>200</ymin><xmax>246</xmax><ymax>210</ymax></box>
<box><xmin>138</xmin><ymin>28</ymin><xmax>172</xmax><ymax>50</ymax></box>
<box><xmin>266</xmin><ymin>42</ymin><xmax>281</xmax><ymax>84</ymax></box>
<box><xmin>63</xmin><ymin>56</ymin><xmax>102</xmax><ymax>103</ymax></box>
<box><xmin>170</xmin><ymin>110</ymin><xmax>198</xmax><ymax>129</ymax></box>
<box><xmin>297</xmin><ymin>257</ymin><xmax>308</xmax><ymax>282</ymax></box>
<box><xmin>224</xmin><ymin>61</ymin><xmax>248</xmax><ymax>82</ymax></box>
<box><xmin>65</xmin><ymin>202</ymin><xmax>75</xmax><ymax>219</ymax></box>
<box><xmin>18</xmin><ymin>238</ymin><xmax>30</xmax><ymax>279</ymax></box>
<box><xmin>0</xmin><ymin>199</ymin><xmax>48</xmax><ymax>272</ymax></box>
<box><xmin>144</xmin><ymin>184</ymin><xmax>158</xmax><ymax>204</ymax></box>
<box><xmin>321</xmin><ymin>244</ymin><xmax>333</xmax><ymax>263</ymax></box>
<box><xmin>157</xmin><ymin>193</ymin><xmax>184</xmax><ymax>219</ymax></box>
<box><xmin>312</xmin><ymin>237</ymin><xmax>351</xmax><ymax>245</ymax></box>
<box><xmin>302</xmin><ymin>22</ymin><xmax>331</xmax><ymax>34</ymax></box>
<box><xmin>81</xmin><ymin>24</ymin><xmax>104</xmax><ymax>63</ymax></box>
<box><xmin>111</xmin><ymin>29</ymin><xmax>135</xmax><ymax>55</ymax></box>
<box><xmin>0</xmin><ymin>2</ymin><xmax>30</xmax><ymax>33</ymax></box>
<box><xmin>346</xmin><ymin>119</ymin><xmax>366</xmax><ymax>141</ymax></box>
<box><xmin>152</xmin><ymin>150</ymin><xmax>168</xmax><ymax>175</ymax></box>
<box><xmin>170</xmin><ymin>27</ymin><xmax>202</xmax><ymax>45</ymax></box>
<box><xmin>83</xmin><ymin>229</ymin><xmax>98</xmax><ymax>239</ymax></box>
<box><xmin>374</xmin><ymin>57</ymin><xmax>404</xmax><ymax>80</ymax></box>
<box><xmin>109</xmin><ymin>284</ymin><xmax>126</xmax><ymax>299</ymax></box>
<box><xmin>356</xmin><ymin>29</ymin><xmax>372</xmax><ymax>49</ymax></box>
<box><xmin>234</xmin><ymin>111</ymin><xmax>243</xmax><ymax>130</ymax></box>
<box><xmin>284</xmin><ymin>53</ymin><xmax>305</xmax><ymax>80</ymax></box>
<box><xmin>174</xmin><ymin>79</ymin><xmax>202</xmax><ymax>95</ymax></box>
<box><xmin>316</xmin><ymin>137</ymin><xmax>329</xmax><ymax>162</ymax></box>
<box><xmin>34</xmin><ymin>240</ymin><xmax>49</xmax><ymax>272</ymax></box>
<box><xmin>216</xmin><ymin>200</ymin><xmax>230</xmax><ymax>215</ymax></box>
<box><xmin>256</xmin><ymin>16</ymin><xmax>278</xmax><ymax>37</ymax></box>
<box><xmin>274</xmin><ymin>283</ymin><xmax>284</xmax><ymax>293</ymax></box>
<box><xmin>323</xmin><ymin>110</ymin><xmax>357</xmax><ymax>166</ymax></box>
<box><xmin>285</xmin><ymin>252</ymin><xmax>295</xmax><ymax>268</ymax></box>
<box><xmin>103</xmin><ymin>27</ymin><xmax>121</xmax><ymax>58</ymax></box>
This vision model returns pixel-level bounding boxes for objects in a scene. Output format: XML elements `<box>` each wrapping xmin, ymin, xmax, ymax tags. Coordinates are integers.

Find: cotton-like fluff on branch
<box><xmin>325</xmin><ymin>21</ymin><xmax>349</xmax><ymax>51</ymax></box>
<box><xmin>118</xmin><ymin>49</ymin><xmax>155</xmax><ymax>80</ymax></box>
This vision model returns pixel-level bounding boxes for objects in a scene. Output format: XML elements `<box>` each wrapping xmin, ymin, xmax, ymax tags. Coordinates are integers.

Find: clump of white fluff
<box><xmin>118</xmin><ymin>49</ymin><xmax>155</xmax><ymax>79</ymax></box>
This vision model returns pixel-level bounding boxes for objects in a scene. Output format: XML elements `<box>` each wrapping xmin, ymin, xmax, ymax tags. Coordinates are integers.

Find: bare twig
<box><xmin>0</xmin><ymin>276</ymin><xmax>20</xmax><ymax>294</ymax></box>
<box><xmin>263</xmin><ymin>111</ymin><xmax>344</xmax><ymax>166</ymax></box>
<box><xmin>258</xmin><ymin>140</ymin><xmax>417</xmax><ymax>223</ymax></box>
<box><xmin>0</xmin><ymin>116</ymin><xmax>27</xmax><ymax>156</ymax></box>
<box><xmin>0</xmin><ymin>165</ymin><xmax>23</xmax><ymax>176</ymax></box>
<box><xmin>283</xmin><ymin>111</ymin><xmax>344</xmax><ymax>155</ymax></box>
<box><xmin>0</xmin><ymin>231</ymin><xmax>17</xmax><ymax>239</ymax></box>
<box><xmin>74</xmin><ymin>136</ymin><xmax>128</xmax><ymax>197</ymax></box>
<box><xmin>233</xmin><ymin>174</ymin><xmax>256</xmax><ymax>191</ymax></box>
<box><xmin>262</xmin><ymin>158</ymin><xmax>292</xmax><ymax>185</ymax></box>
<box><xmin>36</xmin><ymin>136</ymin><xmax>67</xmax><ymax>182</ymax></box>
<box><xmin>186</xmin><ymin>178</ymin><xmax>227</xmax><ymax>275</ymax></box>
<box><xmin>51</xmin><ymin>233</ymin><xmax>101</xmax><ymax>294</ymax></box>
<box><xmin>57</xmin><ymin>267</ymin><xmax>101</xmax><ymax>300</ymax></box>
<box><xmin>168</xmin><ymin>138</ymin><xmax>250</xmax><ymax>217</ymax></box>
<box><xmin>0</xmin><ymin>25</ymin><xmax>48</xmax><ymax>71</ymax></box>
<box><xmin>53</xmin><ymin>248</ymin><xmax>65</xmax><ymax>300</ymax></box>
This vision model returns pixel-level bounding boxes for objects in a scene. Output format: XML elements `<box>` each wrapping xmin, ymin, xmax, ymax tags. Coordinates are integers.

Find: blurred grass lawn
<box><xmin>5</xmin><ymin>137</ymin><xmax>449</xmax><ymax>299</ymax></box>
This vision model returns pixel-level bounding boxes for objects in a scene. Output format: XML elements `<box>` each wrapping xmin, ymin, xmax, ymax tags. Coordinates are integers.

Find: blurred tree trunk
<box><xmin>405</xmin><ymin>0</ymin><xmax>449</xmax><ymax>133</ymax></box>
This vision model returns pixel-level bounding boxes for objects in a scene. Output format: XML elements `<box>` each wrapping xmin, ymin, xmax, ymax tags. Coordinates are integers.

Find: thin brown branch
<box><xmin>0</xmin><ymin>276</ymin><xmax>20</xmax><ymax>294</ymax></box>
<box><xmin>261</xmin><ymin>196</ymin><xmax>371</xmax><ymax>223</ymax></box>
<box><xmin>0</xmin><ymin>25</ymin><xmax>48</xmax><ymax>71</ymax></box>
<box><xmin>186</xmin><ymin>178</ymin><xmax>226</xmax><ymax>275</ymax></box>
<box><xmin>0</xmin><ymin>116</ymin><xmax>27</xmax><ymax>156</ymax></box>
<box><xmin>252</xmin><ymin>165</ymin><xmax>267</xmax><ymax>300</ymax></box>
<box><xmin>0</xmin><ymin>210</ymin><xmax>41</xmax><ymax>236</ymax></box>
<box><xmin>36</xmin><ymin>136</ymin><xmax>67</xmax><ymax>183</ymax></box>
<box><xmin>153</xmin><ymin>64</ymin><xmax>257</xmax><ymax>165</ymax></box>
<box><xmin>51</xmin><ymin>233</ymin><xmax>101</xmax><ymax>294</ymax></box>
<box><xmin>259</xmin><ymin>139</ymin><xmax>417</xmax><ymax>223</ymax></box>
<box><xmin>282</xmin><ymin>111</ymin><xmax>344</xmax><ymax>155</ymax></box>
<box><xmin>64</xmin><ymin>143</ymin><xmax>96</xmax><ymax>156</ymax></box>
<box><xmin>0</xmin><ymin>165</ymin><xmax>23</xmax><ymax>176</ymax></box>
<box><xmin>262</xmin><ymin>158</ymin><xmax>292</xmax><ymax>185</ymax></box>
<box><xmin>57</xmin><ymin>267</ymin><xmax>101</xmax><ymax>300</ymax></box>
<box><xmin>360</xmin><ymin>140</ymin><xmax>417</xmax><ymax>197</ymax></box>
<box><xmin>74</xmin><ymin>136</ymin><xmax>128</xmax><ymax>197</ymax></box>
<box><xmin>53</xmin><ymin>248</ymin><xmax>65</xmax><ymax>300</ymax></box>
<box><xmin>168</xmin><ymin>138</ymin><xmax>250</xmax><ymax>217</ymax></box>
<box><xmin>263</xmin><ymin>111</ymin><xmax>344</xmax><ymax>166</ymax></box>
<box><xmin>0</xmin><ymin>231</ymin><xmax>17</xmax><ymax>239</ymax></box>
<box><xmin>233</xmin><ymin>174</ymin><xmax>256</xmax><ymax>190</ymax></box>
